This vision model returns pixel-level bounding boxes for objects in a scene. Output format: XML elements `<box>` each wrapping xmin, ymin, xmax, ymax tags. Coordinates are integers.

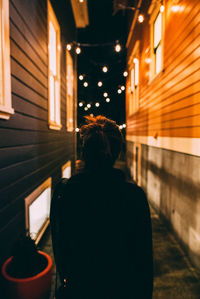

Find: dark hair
<box><xmin>80</xmin><ymin>115</ymin><xmax>123</xmax><ymax>170</ymax></box>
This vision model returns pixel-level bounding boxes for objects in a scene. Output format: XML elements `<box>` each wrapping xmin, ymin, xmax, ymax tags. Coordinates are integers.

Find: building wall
<box><xmin>126</xmin><ymin>0</ymin><xmax>200</xmax><ymax>269</ymax></box>
<box><xmin>0</xmin><ymin>0</ymin><xmax>77</xmax><ymax>265</ymax></box>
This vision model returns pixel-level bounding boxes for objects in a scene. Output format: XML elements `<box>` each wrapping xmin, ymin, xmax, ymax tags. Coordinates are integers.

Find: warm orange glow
<box><xmin>98</xmin><ymin>81</ymin><xmax>103</xmax><ymax>87</ymax></box>
<box><xmin>115</xmin><ymin>43</ymin><xmax>121</xmax><ymax>52</ymax></box>
<box><xmin>123</xmin><ymin>71</ymin><xmax>128</xmax><ymax>77</ymax></box>
<box><xmin>66</xmin><ymin>51</ymin><xmax>74</xmax><ymax>131</ymax></box>
<box><xmin>138</xmin><ymin>14</ymin><xmax>144</xmax><ymax>23</ymax></box>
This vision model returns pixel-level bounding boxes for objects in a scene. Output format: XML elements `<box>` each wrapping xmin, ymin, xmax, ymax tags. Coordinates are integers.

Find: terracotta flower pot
<box><xmin>1</xmin><ymin>250</ymin><xmax>53</xmax><ymax>299</ymax></box>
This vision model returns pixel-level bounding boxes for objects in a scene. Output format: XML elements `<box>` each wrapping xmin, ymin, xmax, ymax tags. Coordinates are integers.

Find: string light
<box><xmin>98</xmin><ymin>81</ymin><xmax>103</xmax><ymax>87</ymax></box>
<box><xmin>106</xmin><ymin>98</ymin><xmax>110</xmax><ymax>102</ymax></box>
<box><xmin>83</xmin><ymin>82</ymin><xmax>88</xmax><ymax>87</ymax></box>
<box><xmin>79</xmin><ymin>0</ymin><xmax>84</xmax><ymax>2</ymax></box>
<box><xmin>117</xmin><ymin>89</ymin><xmax>122</xmax><ymax>94</ymax></box>
<box><xmin>102</xmin><ymin>66</ymin><xmax>108</xmax><ymax>73</ymax></box>
<box><xmin>122</xmin><ymin>124</ymin><xmax>126</xmax><ymax>128</ymax></box>
<box><xmin>138</xmin><ymin>14</ymin><xmax>144</xmax><ymax>23</ymax></box>
<box><xmin>76</xmin><ymin>47</ymin><xmax>81</xmax><ymax>54</ymax></box>
<box><xmin>84</xmin><ymin>107</ymin><xmax>88</xmax><ymax>111</ymax></box>
<box><xmin>121</xmin><ymin>86</ymin><xmax>125</xmax><ymax>91</ymax></box>
<box><xmin>79</xmin><ymin>74</ymin><xmax>84</xmax><ymax>80</ymax></box>
<box><xmin>95</xmin><ymin>102</ymin><xmax>100</xmax><ymax>107</ymax></box>
<box><xmin>115</xmin><ymin>42</ymin><xmax>121</xmax><ymax>52</ymax></box>
<box><xmin>160</xmin><ymin>5</ymin><xmax>165</xmax><ymax>12</ymax></box>
<box><xmin>123</xmin><ymin>71</ymin><xmax>128</xmax><ymax>77</ymax></box>
<box><xmin>79</xmin><ymin>102</ymin><xmax>83</xmax><ymax>107</ymax></box>
<box><xmin>67</xmin><ymin>44</ymin><xmax>72</xmax><ymax>51</ymax></box>
<box><xmin>87</xmin><ymin>104</ymin><xmax>91</xmax><ymax>108</ymax></box>
<box><xmin>75</xmin><ymin>128</ymin><xmax>79</xmax><ymax>132</ymax></box>
<box><xmin>103</xmin><ymin>92</ymin><xmax>108</xmax><ymax>97</ymax></box>
<box><xmin>119</xmin><ymin>125</ymin><xmax>123</xmax><ymax>129</ymax></box>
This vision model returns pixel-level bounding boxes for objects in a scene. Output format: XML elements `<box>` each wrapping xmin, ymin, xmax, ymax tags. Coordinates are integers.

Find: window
<box><xmin>0</xmin><ymin>0</ymin><xmax>14</xmax><ymax>119</ymax></box>
<box><xmin>48</xmin><ymin>0</ymin><xmax>61</xmax><ymax>130</ymax></box>
<box><xmin>129</xmin><ymin>41</ymin><xmax>140</xmax><ymax>115</ymax></box>
<box><xmin>66</xmin><ymin>50</ymin><xmax>74</xmax><ymax>131</ymax></box>
<box><xmin>25</xmin><ymin>178</ymin><xmax>52</xmax><ymax>244</ymax></box>
<box><xmin>154</xmin><ymin>12</ymin><xmax>162</xmax><ymax>74</ymax></box>
<box><xmin>149</xmin><ymin>3</ymin><xmax>164</xmax><ymax>79</ymax></box>
<box><xmin>62</xmin><ymin>160</ymin><xmax>71</xmax><ymax>178</ymax></box>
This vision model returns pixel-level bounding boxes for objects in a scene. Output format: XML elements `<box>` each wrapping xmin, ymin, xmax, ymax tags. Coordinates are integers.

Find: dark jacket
<box><xmin>50</xmin><ymin>168</ymin><xmax>153</xmax><ymax>299</ymax></box>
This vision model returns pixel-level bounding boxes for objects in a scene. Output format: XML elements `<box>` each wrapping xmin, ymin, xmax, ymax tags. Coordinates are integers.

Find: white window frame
<box><xmin>128</xmin><ymin>41</ymin><xmax>140</xmax><ymax>115</ymax></box>
<box><xmin>66</xmin><ymin>50</ymin><xmax>74</xmax><ymax>132</ymax></box>
<box><xmin>48</xmin><ymin>0</ymin><xmax>61</xmax><ymax>130</ymax></box>
<box><xmin>62</xmin><ymin>160</ymin><xmax>71</xmax><ymax>178</ymax></box>
<box><xmin>149</xmin><ymin>2</ymin><xmax>164</xmax><ymax>81</ymax></box>
<box><xmin>0</xmin><ymin>0</ymin><xmax>14</xmax><ymax>120</ymax></box>
<box><xmin>24</xmin><ymin>177</ymin><xmax>52</xmax><ymax>245</ymax></box>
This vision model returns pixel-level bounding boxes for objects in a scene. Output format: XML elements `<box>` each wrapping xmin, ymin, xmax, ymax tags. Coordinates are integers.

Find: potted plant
<box><xmin>1</xmin><ymin>235</ymin><xmax>53</xmax><ymax>299</ymax></box>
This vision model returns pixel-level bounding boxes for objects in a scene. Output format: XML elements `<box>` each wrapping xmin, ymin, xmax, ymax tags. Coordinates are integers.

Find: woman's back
<box><xmin>51</xmin><ymin>167</ymin><xmax>153</xmax><ymax>298</ymax></box>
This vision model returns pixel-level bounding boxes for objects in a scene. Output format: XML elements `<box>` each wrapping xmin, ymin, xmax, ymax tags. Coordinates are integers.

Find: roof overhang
<box><xmin>70</xmin><ymin>0</ymin><xmax>89</xmax><ymax>28</ymax></box>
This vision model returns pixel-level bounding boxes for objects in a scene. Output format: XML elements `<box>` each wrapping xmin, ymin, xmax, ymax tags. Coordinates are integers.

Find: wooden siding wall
<box><xmin>0</xmin><ymin>0</ymin><xmax>76</xmax><ymax>264</ymax></box>
<box><xmin>126</xmin><ymin>0</ymin><xmax>200</xmax><ymax>139</ymax></box>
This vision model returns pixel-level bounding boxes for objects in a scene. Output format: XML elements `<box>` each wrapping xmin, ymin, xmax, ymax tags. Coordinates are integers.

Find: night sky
<box><xmin>77</xmin><ymin>0</ymin><xmax>128</xmax><ymax>127</ymax></box>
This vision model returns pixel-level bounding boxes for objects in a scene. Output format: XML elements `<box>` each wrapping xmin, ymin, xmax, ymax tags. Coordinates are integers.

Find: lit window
<box><xmin>0</xmin><ymin>0</ymin><xmax>14</xmax><ymax>119</ymax></box>
<box><xmin>48</xmin><ymin>0</ymin><xmax>61</xmax><ymax>130</ymax></box>
<box><xmin>66</xmin><ymin>51</ymin><xmax>74</xmax><ymax>132</ymax></box>
<box><xmin>149</xmin><ymin>2</ymin><xmax>164</xmax><ymax>79</ymax></box>
<box><xmin>153</xmin><ymin>12</ymin><xmax>162</xmax><ymax>74</ymax></box>
<box><xmin>62</xmin><ymin>161</ymin><xmax>71</xmax><ymax>178</ymax></box>
<box><xmin>129</xmin><ymin>58</ymin><xmax>139</xmax><ymax>115</ymax></box>
<box><xmin>25</xmin><ymin>178</ymin><xmax>52</xmax><ymax>244</ymax></box>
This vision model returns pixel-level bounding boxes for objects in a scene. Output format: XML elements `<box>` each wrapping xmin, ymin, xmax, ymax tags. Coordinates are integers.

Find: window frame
<box><xmin>0</xmin><ymin>0</ymin><xmax>14</xmax><ymax>120</ymax></box>
<box><xmin>24</xmin><ymin>177</ymin><xmax>52</xmax><ymax>244</ymax></box>
<box><xmin>66</xmin><ymin>50</ymin><xmax>74</xmax><ymax>132</ymax></box>
<box><xmin>128</xmin><ymin>41</ymin><xmax>140</xmax><ymax>116</ymax></box>
<box><xmin>47</xmin><ymin>0</ymin><xmax>62</xmax><ymax>130</ymax></box>
<box><xmin>149</xmin><ymin>2</ymin><xmax>164</xmax><ymax>81</ymax></box>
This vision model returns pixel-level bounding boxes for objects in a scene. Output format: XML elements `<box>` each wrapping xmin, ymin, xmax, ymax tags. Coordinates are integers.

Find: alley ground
<box><xmin>40</xmin><ymin>200</ymin><xmax>200</xmax><ymax>299</ymax></box>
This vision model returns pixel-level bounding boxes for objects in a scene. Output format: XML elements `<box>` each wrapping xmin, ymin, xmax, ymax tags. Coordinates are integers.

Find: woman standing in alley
<box><xmin>50</xmin><ymin>115</ymin><xmax>153</xmax><ymax>299</ymax></box>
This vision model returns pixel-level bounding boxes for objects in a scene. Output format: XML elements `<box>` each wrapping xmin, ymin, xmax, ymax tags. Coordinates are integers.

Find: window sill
<box><xmin>0</xmin><ymin>104</ymin><xmax>14</xmax><ymax>120</ymax></box>
<box><xmin>49</xmin><ymin>122</ymin><xmax>62</xmax><ymax>130</ymax></box>
<box><xmin>148</xmin><ymin>67</ymin><xmax>165</xmax><ymax>85</ymax></box>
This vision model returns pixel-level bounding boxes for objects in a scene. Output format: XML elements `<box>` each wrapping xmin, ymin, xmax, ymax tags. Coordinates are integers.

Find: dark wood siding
<box><xmin>0</xmin><ymin>0</ymin><xmax>77</xmax><ymax>265</ymax></box>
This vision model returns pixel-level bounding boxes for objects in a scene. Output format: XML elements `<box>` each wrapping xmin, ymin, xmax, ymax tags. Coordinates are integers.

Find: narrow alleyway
<box><xmin>40</xmin><ymin>196</ymin><xmax>200</xmax><ymax>299</ymax></box>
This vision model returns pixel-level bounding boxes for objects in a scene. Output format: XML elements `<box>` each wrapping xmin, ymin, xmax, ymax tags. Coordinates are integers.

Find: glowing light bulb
<box><xmin>117</xmin><ymin>89</ymin><xmax>122</xmax><ymax>94</ymax></box>
<box><xmin>83</xmin><ymin>82</ymin><xmax>88</xmax><ymax>87</ymax></box>
<box><xmin>79</xmin><ymin>75</ymin><xmax>84</xmax><ymax>80</ymax></box>
<box><xmin>67</xmin><ymin>44</ymin><xmax>72</xmax><ymax>51</ymax></box>
<box><xmin>75</xmin><ymin>128</ymin><xmax>79</xmax><ymax>132</ymax></box>
<box><xmin>122</xmin><ymin>124</ymin><xmax>126</xmax><ymax>128</ymax></box>
<box><xmin>76</xmin><ymin>47</ymin><xmax>81</xmax><ymax>54</ymax></box>
<box><xmin>102</xmin><ymin>66</ymin><xmax>108</xmax><ymax>73</ymax></box>
<box><xmin>98</xmin><ymin>81</ymin><xmax>103</xmax><ymax>87</ymax></box>
<box><xmin>79</xmin><ymin>0</ymin><xmax>84</xmax><ymax>2</ymax></box>
<box><xmin>160</xmin><ymin>5</ymin><xmax>165</xmax><ymax>12</ymax></box>
<box><xmin>171</xmin><ymin>5</ymin><xmax>179</xmax><ymax>12</ymax></box>
<box><xmin>138</xmin><ymin>14</ymin><xmax>144</xmax><ymax>23</ymax></box>
<box><xmin>119</xmin><ymin>125</ymin><xmax>123</xmax><ymax>129</ymax></box>
<box><xmin>115</xmin><ymin>43</ymin><xmax>121</xmax><ymax>52</ymax></box>
<box><xmin>79</xmin><ymin>102</ymin><xmax>83</xmax><ymax>107</ymax></box>
<box><xmin>121</xmin><ymin>86</ymin><xmax>125</xmax><ymax>91</ymax></box>
<box><xmin>123</xmin><ymin>71</ymin><xmax>128</xmax><ymax>77</ymax></box>
<box><xmin>103</xmin><ymin>92</ymin><xmax>108</xmax><ymax>97</ymax></box>
<box><xmin>87</xmin><ymin>104</ymin><xmax>91</xmax><ymax>108</ymax></box>
<box><xmin>95</xmin><ymin>102</ymin><xmax>100</xmax><ymax>107</ymax></box>
<box><xmin>106</xmin><ymin>98</ymin><xmax>110</xmax><ymax>102</ymax></box>
<box><xmin>84</xmin><ymin>107</ymin><xmax>88</xmax><ymax>111</ymax></box>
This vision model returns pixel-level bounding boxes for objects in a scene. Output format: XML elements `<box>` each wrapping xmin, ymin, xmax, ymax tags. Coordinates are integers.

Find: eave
<box><xmin>70</xmin><ymin>0</ymin><xmax>89</xmax><ymax>28</ymax></box>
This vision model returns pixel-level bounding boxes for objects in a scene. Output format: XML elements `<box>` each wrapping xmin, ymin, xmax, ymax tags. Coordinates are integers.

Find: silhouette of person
<box><xmin>50</xmin><ymin>115</ymin><xmax>153</xmax><ymax>298</ymax></box>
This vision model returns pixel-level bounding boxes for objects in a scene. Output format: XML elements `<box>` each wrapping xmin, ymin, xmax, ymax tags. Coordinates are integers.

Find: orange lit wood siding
<box><xmin>126</xmin><ymin>0</ymin><xmax>200</xmax><ymax>138</ymax></box>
